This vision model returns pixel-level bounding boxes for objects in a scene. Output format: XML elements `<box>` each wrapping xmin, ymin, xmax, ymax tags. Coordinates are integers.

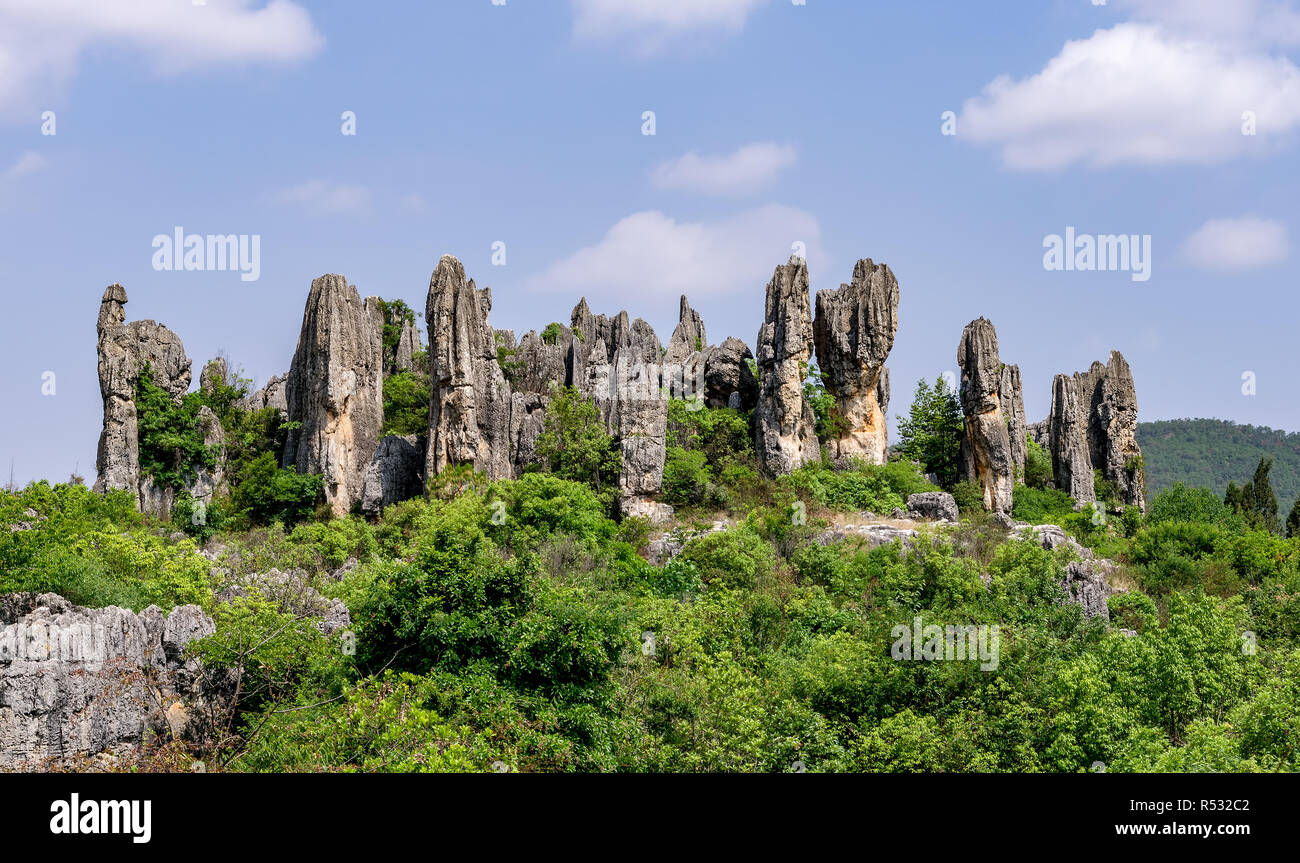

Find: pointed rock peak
<box><xmin>102</xmin><ymin>283</ymin><xmax>128</xmax><ymax>305</ymax></box>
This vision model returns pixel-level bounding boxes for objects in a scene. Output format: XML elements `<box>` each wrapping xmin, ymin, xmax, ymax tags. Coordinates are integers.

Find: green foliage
<box><xmin>662</xmin><ymin>447</ymin><xmax>711</xmax><ymax>506</ymax></box>
<box><xmin>666</xmin><ymin>399</ymin><xmax>752</xmax><ymax>466</ymax></box>
<box><xmin>374</xmin><ymin>298</ymin><xmax>416</xmax><ymax>370</ymax></box>
<box><xmin>1023</xmin><ymin>437</ymin><xmax>1053</xmax><ymax>490</ymax></box>
<box><xmin>135</xmin><ymin>364</ymin><xmax>217</xmax><ymax>491</ymax></box>
<box><xmin>1138</xmin><ymin>418</ymin><xmax>1300</xmax><ymax>516</ymax></box>
<box><xmin>1012</xmin><ymin>483</ymin><xmax>1076</xmax><ymax>525</ymax></box>
<box><xmin>802</xmin><ymin>362</ymin><xmax>845</xmax><ymax>440</ymax></box>
<box><xmin>896</xmin><ymin>376</ymin><xmax>963</xmax><ymax>489</ymax></box>
<box><xmin>1149</xmin><ymin>482</ymin><xmax>1244</xmax><ymax>530</ymax></box>
<box><xmin>782</xmin><ymin>462</ymin><xmax>908</xmax><ymax>513</ymax></box>
<box><xmin>950</xmin><ymin>481</ymin><xmax>985</xmax><ymax>513</ymax></box>
<box><xmin>540</xmin><ymin>322</ymin><xmax>564</xmax><ymax>346</ymax></box>
<box><xmin>230</xmin><ymin>452</ymin><xmax>324</xmax><ymax>527</ymax></box>
<box><xmin>172</xmin><ymin>491</ymin><xmax>227</xmax><ymax>544</ymax></box>
<box><xmin>679</xmin><ymin>526</ymin><xmax>775</xmax><ymax>590</ymax></box>
<box><xmin>382</xmin><ymin>371</ymin><xmax>431</xmax><ymax>437</ymax></box>
<box><xmin>533</xmin><ymin>386</ymin><xmax>620</xmax><ymax>492</ymax></box>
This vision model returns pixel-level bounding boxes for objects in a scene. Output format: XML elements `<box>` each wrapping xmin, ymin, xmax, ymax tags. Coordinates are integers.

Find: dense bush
<box><xmin>533</xmin><ymin>386</ymin><xmax>620</xmax><ymax>492</ymax></box>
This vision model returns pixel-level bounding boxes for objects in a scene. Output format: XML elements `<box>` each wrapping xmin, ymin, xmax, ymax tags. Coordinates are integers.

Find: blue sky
<box><xmin>2</xmin><ymin>0</ymin><xmax>1298</xmax><ymax>485</ymax></box>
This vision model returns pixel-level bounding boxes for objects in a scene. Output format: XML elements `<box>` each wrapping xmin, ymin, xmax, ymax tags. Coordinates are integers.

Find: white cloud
<box><xmin>525</xmin><ymin>204</ymin><xmax>822</xmax><ymax>304</ymax></box>
<box><xmin>270</xmin><ymin>179</ymin><xmax>372</xmax><ymax>216</ymax></box>
<box><xmin>652</xmin><ymin>142</ymin><xmax>796</xmax><ymax>196</ymax></box>
<box><xmin>1181</xmin><ymin>216</ymin><xmax>1290</xmax><ymax>269</ymax></box>
<box><xmin>1119</xmin><ymin>0</ymin><xmax>1300</xmax><ymax>46</ymax></box>
<box><xmin>0</xmin><ymin>0</ymin><xmax>323</xmax><ymax>115</ymax></box>
<box><xmin>5</xmin><ymin>151</ymin><xmax>46</xmax><ymax>179</ymax></box>
<box><xmin>959</xmin><ymin>23</ymin><xmax>1300</xmax><ymax>170</ymax></box>
<box><xmin>571</xmin><ymin>0</ymin><xmax>767</xmax><ymax>52</ymax></box>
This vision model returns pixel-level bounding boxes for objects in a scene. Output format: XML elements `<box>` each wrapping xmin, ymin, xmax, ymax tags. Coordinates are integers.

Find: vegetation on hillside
<box><xmin>3</xmin><ymin>383</ymin><xmax>1298</xmax><ymax>773</ymax></box>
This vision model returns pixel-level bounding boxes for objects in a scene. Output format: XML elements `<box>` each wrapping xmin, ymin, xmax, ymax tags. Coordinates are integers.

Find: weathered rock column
<box><xmin>999</xmin><ymin>363</ymin><xmax>1027</xmax><ymax>478</ymax></box>
<box><xmin>283</xmin><ymin>274</ymin><xmax>385</xmax><ymax>517</ymax></box>
<box><xmin>1046</xmin><ymin>351</ymin><xmax>1145</xmax><ymax>511</ymax></box>
<box><xmin>93</xmin><ymin>284</ymin><xmax>192</xmax><ymax>511</ymax></box>
<box><xmin>957</xmin><ymin>318</ymin><xmax>1014</xmax><ymax>514</ymax></box>
<box><xmin>424</xmin><ymin>255</ymin><xmax>513</xmax><ymax>483</ymax></box>
<box><xmin>755</xmin><ymin>256</ymin><xmax>818</xmax><ymax>476</ymax></box>
<box><xmin>812</xmin><ymin>258</ymin><xmax>899</xmax><ymax>466</ymax></box>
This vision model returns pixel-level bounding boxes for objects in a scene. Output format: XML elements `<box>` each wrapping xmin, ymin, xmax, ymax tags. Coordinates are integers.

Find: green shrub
<box><xmin>533</xmin><ymin>386</ymin><xmax>620</xmax><ymax>491</ymax></box>
<box><xmin>1024</xmin><ymin>438</ymin><xmax>1053</xmax><ymax>489</ymax></box>
<box><xmin>1012</xmin><ymin>483</ymin><xmax>1076</xmax><ymax>524</ymax></box>
<box><xmin>781</xmin><ymin>463</ymin><xmax>904</xmax><ymax>513</ymax></box>
<box><xmin>382</xmin><ymin>371</ymin><xmax>431</xmax><ymax>437</ymax></box>
<box><xmin>950</xmin><ymin>481</ymin><xmax>986</xmax><ymax>513</ymax></box>
<box><xmin>662</xmin><ymin>447</ymin><xmax>711</xmax><ymax>506</ymax></box>
<box><xmin>230</xmin><ymin>452</ymin><xmax>324</xmax><ymax>527</ymax></box>
<box><xmin>679</xmin><ymin>526</ymin><xmax>776</xmax><ymax>590</ymax></box>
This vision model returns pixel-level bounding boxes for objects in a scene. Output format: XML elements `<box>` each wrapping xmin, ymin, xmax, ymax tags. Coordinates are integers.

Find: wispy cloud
<box><xmin>0</xmin><ymin>0</ymin><xmax>324</xmax><ymax>116</ymax></box>
<box><xmin>5</xmin><ymin>151</ymin><xmax>46</xmax><ymax>179</ymax></box>
<box><xmin>570</xmin><ymin>0</ymin><xmax>767</xmax><ymax>53</ymax></box>
<box><xmin>652</xmin><ymin>142</ymin><xmax>796</xmax><ymax>196</ymax></box>
<box><xmin>270</xmin><ymin>179</ymin><xmax>372</xmax><ymax>216</ymax></box>
<box><xmin>525</xmin><ymin>204</ymin><xmax>822</xmax><ymax>304</ymax></box>
<box><xmin>1181</xmin><ymin>215</ymin><xmax>1290</xmax><ymax>269</ymax></box>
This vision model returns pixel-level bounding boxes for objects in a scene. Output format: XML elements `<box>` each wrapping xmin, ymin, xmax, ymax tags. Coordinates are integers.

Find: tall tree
<box><xmin>896</xmin><ymin>376</ymin><xmax>963</xmax><ymax>489</ymax></box>
<box><xmin>1287</xmin><ymin>497</ymin><xmax>1300</xmax><ymax>539</ymax></box>
<box><xmin>1243</xmin><ymin>457</ymin><xmax>1281</xmax><ymax>534</ymax></box>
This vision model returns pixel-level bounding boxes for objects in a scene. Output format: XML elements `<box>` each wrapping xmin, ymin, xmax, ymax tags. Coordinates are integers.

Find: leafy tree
<box><xmin>382</xmin><ymin>371</ymin><xmax>431</xmax><ymax>437</ymax></box>
<box><xmin>1023</xmin><ymin>437</ymin><xmax>1053</xmax><ymax>489</ymax></box>
<box><xmin>896</xmin><ymin>376</ymin><xmax>963</xmax><ymax>489</ymax></box>
<box><xmin>1232</xmin><ymin>457</ymin><xmax>1281</xmax><ymax>534</ymax></box>
<box><xmin>230</xmin><ymin>452</ymin><xmax>324</xmax><ymax>526</ymax></box>
<box><xmin>1287</xmin><ymin>497</ymin><xmax>1300</xmax><ymax>539</ymax></box>
<box><xmin>533</xmin><ymin>386</ymin><xmax>620</xmax><ymax>491</ymax></box>
<box><xmin>802</xmin><ymin>361</ymin><xmax>845</xmax><ymax>441</ymax></box>
<box><xmin>135</xmin><ymin>364</ymin><xmax>218</xmax><ymax>491</ymax></box>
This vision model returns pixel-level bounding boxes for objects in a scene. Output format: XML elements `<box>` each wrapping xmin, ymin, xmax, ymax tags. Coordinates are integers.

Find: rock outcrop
<box><xmin>755</xmin><ymin>257</ymin><xmax>818</xmax><ymax>476</ymax></box>
<box><xmin>361</xmin><ymin>435</ymin><xmax>425</xmax><ymax>515</ymax></box>
<box><xmin>812</xmin><ymin>259</ymin><xmax>899</xmax><ymax>466</ymax></box>
<box><xmin>245</xmin><ymin>373</ymin><xmax>289</xmax><ymax>418</ymax></box>
<box><xmin>999</xmin><ymin>363</ymin><xmax>1027</xmax><ymax>477</ymax></box>
<box><xmin>1045</xmin><ymin>351</ymin><xmax>1145</xmax><ymax>511</ymax></box>
<box><xmin>0</xmin><ymin>594</ymin><xmax>218</xmax><ymax>769</ymax></box>
<box><xmin>394</xmin><ymin>316</ymin><xmax>422</xmax><ymax>373</ymax></box>
<box><xmin>703</xmin><ymin>337</ymin><xmax>759</xmax><ymax>410</ymax></box>
<box><xmin>906</xmin><ymin>491</ymin><xmax>959</xmax><ymax>523</ymax></box>
<box><xmin>94</xmin><ymin>284</ymin><xmax>193</xmax><ymax>513</ymax></box>
<box><xmin>956</xmin><ymin>318</ymin><xmax>1013</xmax><ymax>515</ymax></box>
<box><xmin>283</xmin><ymin>274</ymin><xmax>386</xmax><ymax>517</ymax></box>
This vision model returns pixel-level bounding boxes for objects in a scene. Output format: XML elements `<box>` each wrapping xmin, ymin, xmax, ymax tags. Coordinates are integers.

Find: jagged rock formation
<box><xmin>361</xmin><ymin>435</ymin><xmax>425</xmax><ymax>515</ymax></box>
<box><xmin>394</xmin><ymin>316</ymin><xmax>422</xmax><ymax>373</ymax></box>
<box><xmin>755</xmin><ymin>257</ymin><xmax>818</xmax><ymax>476</ymax></box>
<box><xmin>245</xmin><ymin>374</ymin><xmax>289</xmax><ymax>418</ymax></box>
<box><xmin>0</xmin><ymin>594</ymin><xmax>217</xmax><ymax>769</ymax></box>
<box><xmin>283</xmin><ymin>275</ymin><xmax>385</xmax><ymax>517</ymax></box>
<box><xmin>94</xmin><ymin>284</ymin><xmax>193</xmax><ymax>513</ymax></box>
<box><xmin>957</xmin><ymin>318</ymin><xmax>1013</xmax><ymax>515</ymax></box>
<box><xmin>703</xmin><ymin>337</ymin><xmax>759</xmax><ymax>410</ymax></box>
<box><xmin>812</xmin><ymin>259</ymin><xmax>899</xmax><ymax>466</ymax></box>
<box><xmin>424</xmin><ymin>255</ymin><xmax>513</xmax><ymax>482</ymax></box>
<box><xmin>568</xmin><ymin>301</ymin><xmax>669</xmax><ymax>519</ymax></box>
<box><xmin>1000</xmin><ymin>363</ymin><xmax>1027</xmax><ymax>476</ymax></box>
<box><xmin>1045</xmin><ymin>351</ymin><xmax>1145</xmax><ymax>511</ymax></box>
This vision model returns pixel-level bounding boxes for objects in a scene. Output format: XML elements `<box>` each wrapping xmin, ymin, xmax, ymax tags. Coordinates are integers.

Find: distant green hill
<box><xmin>1137</xmin><ymin>418</ymin><xmax>1300</xmax><ymax>509</ymax></box>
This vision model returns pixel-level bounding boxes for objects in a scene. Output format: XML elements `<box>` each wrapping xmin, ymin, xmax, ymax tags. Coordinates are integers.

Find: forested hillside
<box><xmin>1138</xmin><ymin>419</ymin><xmax>1300</xmax><ymax>509</ymax></box>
